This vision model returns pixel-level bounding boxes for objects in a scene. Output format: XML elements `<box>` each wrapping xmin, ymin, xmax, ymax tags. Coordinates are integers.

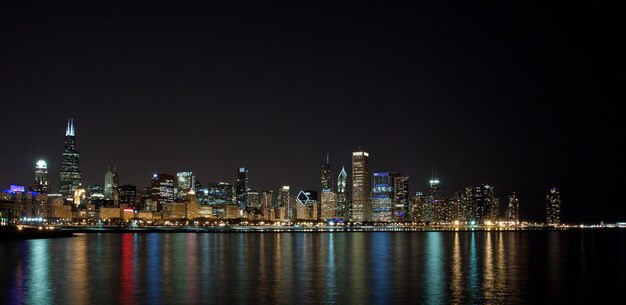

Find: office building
<box><xmin>59</xmin><ymin>118</ymin><xmax>82</xmax><ymax>202</ymax></box>
<box><xmin>351</xmin><ymin>149</ymin><xmax>371</xmax><ymax>221</ymax></box>
<box><xmin>546</xmin><ymin>188</ymin><xmax>561</xmax><ymax>225</ymax></box>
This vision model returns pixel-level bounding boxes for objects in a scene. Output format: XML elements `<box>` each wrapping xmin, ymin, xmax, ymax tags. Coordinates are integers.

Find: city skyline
<box><xmin>0</xmin><ymin>2</ymin><xmax>619</xmax><ymax>223</ymax></box>
<box><xmin>2</xmin><ymin>117</ymin><xmax>570</xmax><ymax>224</ymax></box>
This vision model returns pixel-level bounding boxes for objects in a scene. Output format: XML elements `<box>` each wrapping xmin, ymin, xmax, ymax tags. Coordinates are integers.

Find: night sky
<box><xmin>0</xmin><ymin>1</ymin><xmax>621</xmax><ymax>223</ymax></box>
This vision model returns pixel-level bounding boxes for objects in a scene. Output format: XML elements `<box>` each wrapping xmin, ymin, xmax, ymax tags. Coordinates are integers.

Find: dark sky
<box><xmin>0</xmin><ymin>1</ymin><xmax>622</xmax><ymax>223</ymax></box>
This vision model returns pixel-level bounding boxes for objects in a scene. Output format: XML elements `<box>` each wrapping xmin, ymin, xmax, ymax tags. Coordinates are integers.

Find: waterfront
<box><xmin>1</xmin><ymin>230</ymin><xmax>625</xmax><ymax>304</ymax></box>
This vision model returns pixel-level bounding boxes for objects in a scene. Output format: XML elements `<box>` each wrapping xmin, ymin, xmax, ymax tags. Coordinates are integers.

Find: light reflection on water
<box><xmin>1</xmin><ymin>231</ymin><xmax>625</xmax><ymax>305</ymax></box>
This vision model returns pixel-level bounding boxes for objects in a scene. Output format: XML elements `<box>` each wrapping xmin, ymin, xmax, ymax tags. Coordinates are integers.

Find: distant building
<box><xmin>236</xmin><ymin>167</ymin><xmax>249</xmax><ymax>209</ymax></box>
<box><xmin>30</xmin><ymin>160</ymin><xmax>49</xmax><ymax>194</ymax></box>
<box><xmin>247</xmin><ymin>189</ymin><xmax>260</xmax><ymax>209</ymax></box>
<box><xmin>506</xmin><ymin>192</ymin><xmax>520</xmax><ymax>223</ymax></box>
<box><xmin>321</xmin><ymin>154</ymin><xmax>332</xmax><ymax>191</ymax></box>
<box><xmin>320</xmin><ymin>189</ymin><xmax>336</xmax><ymax>220</ymax></box>
<box><xmin>150</xmin><ymin>173</ymin><xmax>175</xmax><ymax>210</ymax></box>
<box><xmin>59</xmin><ymin>118</ymin><xmax>82</xmax><ymax>202</ymax></box>
<box><xmin>351</xmin><ymin>149</ymin><xmax>371</xmax><ymax>221</ymax></box>
<box><xmin>371</xmin><ymin>172</ymin><xmax>396</xmax><ymax>222</ymax></box>
<box><xmin>335</xmin><ymin>166</ymin><xmax>349</xmax><ymax>220</ymax></box>
<box><xmin>176</xmin><ymin>171</ymin><xmax>194</xmax><ymax>199</ymax></box>
<box><xmin>163</xmin><ymin>202</ymin><xmax>186</xmax><ymax>219</ymax></box>
<box><xmin>186</xmin><ymin>190</ymin><xmax>199</xmax><ymax>219</ymax></box>
<box><xmin>546</xmin><ymin>188</ymin><xmax>561</xmax><ymax>225</ymax></box>
<box><xmin>119</xmin><ymin>185</ymin><xmax>137</xmax><ymax>207</ymax></box>
<box><xmin>104</xmin><ymin>166</ymin><xmax>119</xmax><ymax>200</ymax></box>
<box><xmin>205</xmin><ymin>182</ymin><xmax>234</xmax><ymax>205</ymax></box>
<box><xmin>261</xmin><ymin>190</ymin><xmax>275</xmax><ymax>209</ymax></box>
<box><xmin>393</xmin><ymin>175</ymin><xmax>409</xmax><ymax>221</ymax></box>
<box><xmin>466</xmin><ymin>184</ymin><xmax>498</xmax><ymax>224</ymax></box>
<box><xmin>278</xmin><ymin>186</ymin><xmax>291</xmax><ymax>218</ymax></box>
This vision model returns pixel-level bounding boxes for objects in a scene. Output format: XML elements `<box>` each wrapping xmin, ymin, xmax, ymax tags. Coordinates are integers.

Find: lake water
<box><xmin>1</xmin><ymin>230</ymin><xmax>625</xmax><ymax>304</ymax></box>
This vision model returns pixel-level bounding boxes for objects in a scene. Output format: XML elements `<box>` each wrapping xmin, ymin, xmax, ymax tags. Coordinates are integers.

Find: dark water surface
<box><xmin>1</xmin><ymin>231</ymin><xmax>625</xmax><ymax>304</ymax></box>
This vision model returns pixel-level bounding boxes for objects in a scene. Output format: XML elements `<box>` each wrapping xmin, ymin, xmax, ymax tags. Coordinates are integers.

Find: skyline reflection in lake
<box><xmin>1</xmin><ymin>231</ymin><xmax>625</xmax><ymax>304</ymax></box>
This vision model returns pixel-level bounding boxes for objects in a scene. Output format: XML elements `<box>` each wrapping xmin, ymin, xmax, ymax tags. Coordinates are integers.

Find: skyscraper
<box><xmin>176</xmin><ymin>171</ymin><xmax>194</xmax><ymax>199</ymax></box>
<box><xmin>546</xmin><ymin>188</ymin><xmax>561</xmax><ymax>225</ymax></box>
<box><xmin>467</xmin><ymin>184</ymin><xmax>498</xmax><ymax>225</ymax></box>
<box><xmin>321</xmin><ymin>153</ymin><xmax>332</xmax><ymax>191</ymax></box>
<box><xmin>104</xmin><ymin>166</ymin><xmax>119</xmax><ymax>200</ymax></box>
<box><xmin>278</xmin><ymin>186</ymin><xmax>291</xmax><ymax>218</ymax></box>
<box><xmin>30</xmin><ymin>160</ymin><xmax>48</xmax><ymax>194</ymax></box>
<box><xmin>59</xmin><ymin>117</ymin><xmax>82</xmax><ymax>202</ymax></box>
<box><xmin>335</xmin><ymin>166</ymin><xmax>349</xmax><ymax>220</ymax></box>
<box><xmin>351</xmin><ymin>148</ymin><xmax>371</xmax><ymax>222</ymax></box>
<box><xmin>506</xmin><ymin>192</ymin><xmax>520</xmax><ymax>223</ymax></box>
<box><xmin>371</xmin><ymin>172</ymin><xmax>396</xmax><ymax>221</ymax></box>
<box><xmin>393</xmin><ymin>175</ymin><xmax>409</xmax><ymax>221</ymax></box>
<box><xmin>150</xmin><ymin>173</ymin><xmax>175</xmax><ymax>210</ymax></box>
<box><xmin>236</xmin><ymin>167</ymin><xmax>249</xmax><ymax>209</ymax></box>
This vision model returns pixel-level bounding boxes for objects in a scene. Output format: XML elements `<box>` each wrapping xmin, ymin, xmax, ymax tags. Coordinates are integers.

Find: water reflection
<box><xmin>424</xmin><ymin>232</ymin><xmax>444</xmax><ymax>305</ymax></box>
<box><xmin>2</xmin><ymin>231</ymin><xmax>624</xmax><ymax>305</ymax></box>
<box><xmin>26</xmin><ymin>239</ymin><xmax>52</xmax><ymax>305</ymax></box>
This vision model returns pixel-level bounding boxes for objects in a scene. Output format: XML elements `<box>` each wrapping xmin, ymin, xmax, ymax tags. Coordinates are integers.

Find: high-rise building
<box><xmin>320</xmin><ymin>189</ymin><xmax>336</xmax><ymax>220</ymax></box>
<box><xmin>59</xmin><ymin>118</ymin><xmax>82</xmax><ymax>202</ymax></box>
<box><xmin>371</xmin><ymin>172</ymin><xmax>396</xmax><ymax>222</ymax></box>
<box><xmin>321</xmin><ymin>154</ymin><xmax>332</xmax><ymax>191</ymax></box>
<box><xmin>393</xmin><ymin>175</ymin><xmax>409</xmax><ymax>221</ymax></box>
<box><xmin>546</xmin><ymin>188</ymin><xmax>561</xmax><ymax>225</ymax></box>
<box><xmin>236</xmin><ymin>167</ymin><xmax>249</xmax><ymax>209</ymax></box>
<box><xmin>412</xmin><ymin>192</ymin><xmax>426</xmax><ymax>222</ymax></box>
<box><xmin>278</xmin><ymin>186</ymin><xmax>291</xmax><ymax>218</ymax></box>
<box><xmin>30</xmin><ymin>160</ymin><xmax>49</xmax><ymax>194</ymax></box>
<box><xmin>351</xmin><ymin>149</ymin><xmax>371</xmax><ymax>222</ymax></box>
<box><xmin>206</xmin><ymin>182</ymin><xmax>234</xmax><ymax>205</ymax></box>
<box><xmin>246</xmin><ymin>189</ymin><xmax>260</xmax><ymax>209</ymax></box>
<box><xmin>335</xmin><ymin>166</ymin><xmax>349</xmax><ymax>220</ymax></box>
<box><xmin>466</xmin><ymin>184</ymin><xmax>498</xmax><ymax>224</ymax></box>
<box><xmin>261</xmin><ymin>190</ymin><xmax>275</xmax><ymax>209</ymax></box>
<box><xmin>119</xmin><ymin>185</ymin><xmax>137</xmax><ymax>207</ymax></box>
<box><xmin>150</xmin><ymin>173</ymin><xmax>175</xmax><ymax>210</ymax></box>
<box><xmin>104</xmin><ymin>166</ymin><xmax>119</xmax><ymax>200</ymax></box>
<box><xmin>506</xmin><ymin>192</ymin><xmax>520</xmax><ymax>223</ymax></box>
<box><xmin>176</xmin><ymin>171</ymin><xmax>194</xmax><ymax>199</ymax></box>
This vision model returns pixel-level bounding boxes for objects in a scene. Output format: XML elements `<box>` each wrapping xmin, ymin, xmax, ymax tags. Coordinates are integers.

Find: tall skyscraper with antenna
<box><xmin>59</xmin><ymin>117</ymin><xmax>82</xmax><ymax>202</ymax></box>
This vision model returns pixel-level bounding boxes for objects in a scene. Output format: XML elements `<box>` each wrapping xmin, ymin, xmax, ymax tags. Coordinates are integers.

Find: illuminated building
<box><xmin>371</xmin><ymin>172</ymin><xmax>396</xmax><ymax>222</ymax></box>
<box><xmin>150</xmin><ymin>173</ymin><xmax>175</xmax><ymax>210</ymax></box>
<box><xmin>351</xmin><ymin>148</ymin><xmax>371</xmax><ymax>221</ymax></box>
<box><xmin>506</xmin><ymin>192</ymin><xmax>520</xmax><ymax>223</ymax></box>
<box><xmin>278</xmin><ymin>186</ymin><xmax>291</xmax><ymax>218</ymax></box>
<box><xmin>118</xmin><ymin>185</ymin><xmax>137</xmax><ymax>207</ymax></box>
<box><xmin>320</xmin><ymin>189</ymin><xmax>336</xmax><ymax>220</ymax></box>
<box><xmin>236</xmin><ymin>167</ymin><xmax>249</xmax><ymax>209</ymax></box>
<box><xmin>47</xmin><ymin>194</ymin><xmax>72</xmax><ymax>220</ymax></box>
<box><xmin>59</xmin><ymin>117</ymin><xmax>82</xmax><ymax>202</ymax></box>
<box><xmin>412</xmin><ymin>192</ymin><xmax>426</xmax><ymax>222</ymax></box>
<box><xmin>261</xmin><ymin>190</ymin><xmax>275</xmax><ymax>209</ymax></box>
<box><xmin>466</xmin><ymin>184</ymin><xmax>498</xmax><ymax>224</ymax></box>
<box><xmin>176</xmin><ymin>171</ymin><xmax>194</xmax><ymax>199</ymax></box>
<box><xmin>186</xmin><ymin>189</ymin><xmax>199</xmax><ymax>219</ymax></box>
<box><xmin>206</xmin><ymin>182</ymin><xmax>234</xmax><ymax>205</ymax></box>
<box><xmin>98</xmin><ymin>207</ymin><xmax>121</xmax><ymax>220</ymax></box>
<box><xmin>546</xmin><ymin>188</ymin><xmax>561</xmax><ymax>225</ymax></box>
<box><xmin>335</xmin><ymin>166</ymin><xmax>349</xmax><ymax>220</ymax></box>
<box><xmin>163</xmin><ymin>202</ymin><xmax>186</xmax><ymax>219</ymax></box>
<box><xmin>247</xmin><ymin>189</ymin><xmax>260</xmax><ymax>208</ymax></box>
<box><xmin>30</xmin><ymin>160</ymin><xmax>49</xmax><ymax>194</ymax></box>
<box><xmin>73</xmin><ymin>187</ymin><xmax>86</xmax><ymax>206</ymax></box>
<box><xmin>104</xmin><ymin>166</ymin><xmax>119</xmax><ymax>200</ymax></box>
<box><xmin>321</xmin><ymin>153</ymin><xmax>332</xmax><ymax>191</ymax></box>
<box><xmin>393</xmin><ymin>175</ymin><xmax>409</xmax><ymax>221</ymax></box>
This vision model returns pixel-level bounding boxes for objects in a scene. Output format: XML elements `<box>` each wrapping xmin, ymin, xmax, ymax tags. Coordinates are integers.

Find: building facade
<box><xmin>351</xmin><ymin>149</ymin><xmax>370</xmax><ymax>221</ymax></box>
<box><xmin>59</xmin><ymin>118</ymin><xmax>82</xmax><ymax>202</ymax></box>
